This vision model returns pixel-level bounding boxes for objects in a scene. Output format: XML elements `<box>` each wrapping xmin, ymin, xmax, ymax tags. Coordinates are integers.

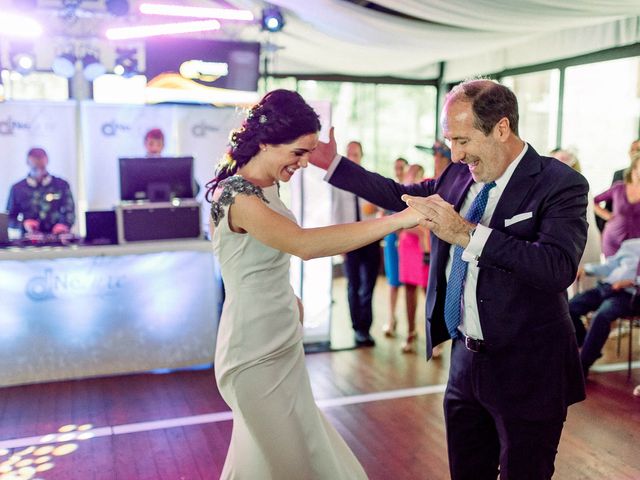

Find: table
<box><xmin>0</xmin><ymin>240</ymin><xmax>222</xmax><ymax>387</ymax></box>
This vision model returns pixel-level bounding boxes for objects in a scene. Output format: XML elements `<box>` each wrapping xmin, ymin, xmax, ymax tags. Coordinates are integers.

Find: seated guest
<box><xmin>569</xmin><ymin>238</ymin><xmax>640</xmax><ymax>377</ymax></box>
<box><xmin>6</xmin><ymin>147</ymin><xmax>75</xmax><ymax>236</ymax></box>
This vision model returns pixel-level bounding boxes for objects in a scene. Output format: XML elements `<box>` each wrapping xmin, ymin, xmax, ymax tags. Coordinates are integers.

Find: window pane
<box><xmin>295</xmin><ymin>81</ymin><xmax>437</xmax><ymax>177</ymax></box>
<box><xmin>1</xmin><ymin>71</ymin><xmax>69</xmax><ymax>101</ymax></box>
<box><xmin>502</xmin><ymin>70</ymin><xmax>560</xmax><ymax>155</ymax></box>
<box><xmin>562</xmin><ymin>57</ymin><xmax>640</xmax><ymax>196</ymax></box>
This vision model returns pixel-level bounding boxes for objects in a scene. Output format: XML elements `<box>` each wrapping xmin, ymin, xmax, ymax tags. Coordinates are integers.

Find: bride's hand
<box><xmin>393</xmin><ymin>206</ymin><xmax>425</xmax><ymax>229</ymax></box>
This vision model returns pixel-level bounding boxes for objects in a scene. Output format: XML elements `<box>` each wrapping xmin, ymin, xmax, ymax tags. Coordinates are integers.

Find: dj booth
<box><xmin>0</xmin><ymin>240</ymin><xmax>223</xmax><ymax>387</ymax></box>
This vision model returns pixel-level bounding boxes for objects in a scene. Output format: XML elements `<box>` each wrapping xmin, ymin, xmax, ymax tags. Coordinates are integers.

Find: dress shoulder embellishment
<box><xmin>210</xmin><ymin>176</ymin><xmax>270</xmax><ymax>226</ymax></box>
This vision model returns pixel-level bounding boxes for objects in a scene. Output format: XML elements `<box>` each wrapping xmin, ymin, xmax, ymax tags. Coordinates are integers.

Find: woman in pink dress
<box><xmin>398</xmin><ymin>164</ymin><xmax>429</xmax><ymax>353</ymax></box>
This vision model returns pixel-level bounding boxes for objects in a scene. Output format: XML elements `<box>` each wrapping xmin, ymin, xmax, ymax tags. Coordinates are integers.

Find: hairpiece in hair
<box><xmin>259</xmin><ymin>114</ymin><xmax>267</xmax><ymax>124</ymax></box>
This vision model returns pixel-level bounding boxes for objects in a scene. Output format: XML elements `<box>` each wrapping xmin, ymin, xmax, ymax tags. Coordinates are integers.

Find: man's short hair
<box><xmin>145</xmin><ymin>128</ymin><xmax>165</xmax><ymax>142</ymax></box>
<box><xmin>27</xmin><ymin>147</ymin><xmax>48</xmax><ymax>160</ymax></box>
<box><xmin>448</xmin><ymin>79</ymin><xmax>520</xmax><ymax>136</ymax></box>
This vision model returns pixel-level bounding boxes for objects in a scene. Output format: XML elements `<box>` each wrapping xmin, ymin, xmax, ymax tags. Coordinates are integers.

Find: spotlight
<box><xmin>82</xmin><ymin>53</ymin><xmax>106</xmax><ymax>81</ymax></box>
<box><xmin>261</xmin><ymin>6</ymin><xmax>284</xmax><ymax>33</ymax></box>
<box><xmin>52</xmin><ymin>52</ymin><xmax>77</xmax><ymax>78</ymax></box>
<box><xmin>114</xmin><ymin>48</ymin><xmax>138</xmax><ymax>77</ymax></box>
<box><xmin>12</xmin><ymin>51</ymin><xmax>35</xmax><ymax>75</ymax></box>
<box><xmin>106</xmin><ymin>0</ymin><xmax>129</xmax><ymax>17</ymax></box>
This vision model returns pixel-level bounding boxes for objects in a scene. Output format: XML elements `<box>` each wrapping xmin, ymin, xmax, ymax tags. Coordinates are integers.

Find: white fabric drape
<box><xmin>227</xmin><ymin>0</ymin><xmax>640</xmax><ymax>80</ymax></box>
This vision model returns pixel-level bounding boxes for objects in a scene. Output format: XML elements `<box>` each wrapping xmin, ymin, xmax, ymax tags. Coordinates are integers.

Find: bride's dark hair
<box><xmin>206</xmin><ymin>89</ymin><xmax>321</xmax><ymax>200</ymax></box>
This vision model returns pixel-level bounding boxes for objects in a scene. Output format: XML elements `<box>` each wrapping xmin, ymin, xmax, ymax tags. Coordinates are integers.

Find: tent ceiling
<box><xmin>227</xmin><ymin>0</ymin><xmax>640</xmax><ymax>80</ymax></box>
<box><xmin>17</xmin><ymin>0</ymin><xmax>640</xmax><ymax>82</ymax></box>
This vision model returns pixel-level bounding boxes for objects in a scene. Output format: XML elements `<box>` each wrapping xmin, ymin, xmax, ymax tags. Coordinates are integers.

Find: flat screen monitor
<box><xmin>119</xmin><ymin>156</ymin><xmax>195</xmax><ymax>202</ymax></box>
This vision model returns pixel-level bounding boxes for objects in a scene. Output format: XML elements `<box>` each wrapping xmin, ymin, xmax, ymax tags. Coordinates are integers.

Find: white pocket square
<box><xmin>504</xmin><ymin>211</ymin><xmax>533</xmax><ymax>227</ymax></box>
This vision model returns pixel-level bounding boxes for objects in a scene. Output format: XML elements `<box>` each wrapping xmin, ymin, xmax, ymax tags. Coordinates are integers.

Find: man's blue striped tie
<box><xmin>443</xmin><ymin>181</ymin><xmax>496</xmax><ymax>339</ymax></box>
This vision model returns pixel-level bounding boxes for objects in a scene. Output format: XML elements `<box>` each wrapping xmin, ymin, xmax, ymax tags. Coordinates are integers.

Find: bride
<box><xmin>207</xmin><ymin>89</ymin><xmax>421</xmax><ymax>479</ymax></box>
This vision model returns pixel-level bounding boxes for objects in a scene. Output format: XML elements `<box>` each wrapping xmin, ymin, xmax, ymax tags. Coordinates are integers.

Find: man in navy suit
<box><xmin>311</xmin><ymin>79</ymin><xmax>588</xmax><ymax>479</ymax></box>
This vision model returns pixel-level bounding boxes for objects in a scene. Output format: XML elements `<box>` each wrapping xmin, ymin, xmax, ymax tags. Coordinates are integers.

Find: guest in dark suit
<box><xmin>311</xmin><ymin>79</ymin><xmax>588</xmax><ymax>480</ymax></box>
<box><xmin>331</xmin><ymin>141</ymin><xmax>381</xmax><ymax>347</ymax></box>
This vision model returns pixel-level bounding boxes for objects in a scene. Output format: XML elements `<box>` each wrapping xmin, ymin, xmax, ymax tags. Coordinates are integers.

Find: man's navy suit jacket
<box><xmin>328</xmin><ymin>145</ymin><xmax>588</xmax><ymax>419</ymax></box>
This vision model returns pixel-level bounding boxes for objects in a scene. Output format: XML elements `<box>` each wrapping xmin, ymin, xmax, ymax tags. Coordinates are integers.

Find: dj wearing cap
<box><xmin>6</xmin><ymin>147</ymin><xmax>76</xmax><ymax>236</ymax></box>
<box><xmin>415</xmin><ymin>140</ymin><xmax>452</xmax><ymax>177</ymax></box>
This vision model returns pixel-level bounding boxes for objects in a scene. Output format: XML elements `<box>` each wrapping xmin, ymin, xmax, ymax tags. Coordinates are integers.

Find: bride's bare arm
<box><xmin>229</xmin><ymin>193</ymin><xmax>420</xmax><ymax>260</ymax></box>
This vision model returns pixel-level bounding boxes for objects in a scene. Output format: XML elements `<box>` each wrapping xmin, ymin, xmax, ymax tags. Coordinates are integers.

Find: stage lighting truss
<box><xmin>261</xmin><ymin>5</ymin><xmax>284</xmax><ymax>33</ymax></box>
<box><xmin>114</xmin><ymin>48</ymin><xmax>138</xmax><ymax>77</ymax></box>
<box><xmin>11</xmin><ymin>50</ymin><xmax>36</xmax><ymax>75</ymax></box>
<box><xmin>50</xmin><ymin>44</ymin><xmax>107</xmax><ymax>81</ymax></box>
<box><xmin>81</xmin><ymin>52</ymin><xmax>106</xmax><ymax>81</ymax></box>
<box><xmin>52</xmin><ymin>51</ymin><xmax>77</xmax><ymax>78</ymax></box>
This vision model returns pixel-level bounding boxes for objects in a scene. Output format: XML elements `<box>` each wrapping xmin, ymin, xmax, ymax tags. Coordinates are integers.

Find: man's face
<box><xmin>630</xmin><ymin>140</ymin><xmax>640</xmax><ymax>155</ymax></box>
<box><xmin>145</xmin><ymin>138</ymin><xmax>164</xmax><ymax>156</ymax></box>
<box><xmin>442</xmin><ymin>99</ymin><xmax>510</xmax><ymax>183</ymax></box>
<box><xmin>346</xmin><ymin>142</ymin><xmax>362</xmax><ymax>165</ymax></box>
<box><xmin>27</xmin><ymin>154</ymin><xmax>48</xmax><ymax>176</ymax></box>
<box><xmin>394</xmin><ymin>160</ymin><xmax>407</xmax><ymax>182</ymax></box>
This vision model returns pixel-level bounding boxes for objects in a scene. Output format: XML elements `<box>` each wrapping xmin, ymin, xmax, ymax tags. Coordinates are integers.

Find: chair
<box><xmin>616</xmin><ymin>315</ymin><xmax>640</xmax><ymax>380</ymax></box>
<box><xmin>616</xmin><ymin>289</ymin><xmax>640</xmax><ymax>381</ymax></box>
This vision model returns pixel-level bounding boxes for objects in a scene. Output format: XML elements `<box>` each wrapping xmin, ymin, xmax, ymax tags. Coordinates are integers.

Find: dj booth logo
<box><xmin>101</xmin><ymin>121</ymin><xmax>131</xmax><ymax>137</ymax></box>
<box><xmin>0</xmin><ymin>117</ymin><xmax>30</xmax><ymax>135</ymax></box>
<box><xmin>26</xmin><ymin>268</ymin><xmax>126</xmax><ymax>301</ymax></box>
<box><xmin>191</xmin><ymin>121</ymin><xmax>219</xmax><ymax>137</ymax></box>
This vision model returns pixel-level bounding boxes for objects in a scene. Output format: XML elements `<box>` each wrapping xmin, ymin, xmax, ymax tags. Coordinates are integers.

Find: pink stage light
<box><xmin>105</xmin><ymin>20</ymin><xmax>221</xmax><ymax>40</ymax></box>
<box><xmin>139</xmin><ymin>3</ymin><xmax>254</xmax><ymax>21</ymax></box>
<box><xmin>0</xmin><ymin>13</ymin><xmax>42</xmax><ymax>38</ymax></box>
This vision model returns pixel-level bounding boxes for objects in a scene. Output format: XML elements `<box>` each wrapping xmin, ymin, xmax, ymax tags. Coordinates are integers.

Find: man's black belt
<box><xmin>462</xmin><ymin>334</ymin><xmax>486</xmax><ymax>353</ymax></box>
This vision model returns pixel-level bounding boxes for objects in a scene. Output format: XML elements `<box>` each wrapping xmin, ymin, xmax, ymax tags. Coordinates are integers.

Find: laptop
<box><xmin>84</xmin><ymin>210</ymin><xmax>118</xmax><ymax>245</ymax></box>
<box><xmin>0</xmin><ymin>213</ymin><xmax>9</xmax><ymax>244</ymax></box>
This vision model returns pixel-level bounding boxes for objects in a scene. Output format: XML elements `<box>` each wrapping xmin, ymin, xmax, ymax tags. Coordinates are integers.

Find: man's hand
<box><xmin>402</xmin><ymin>194</ymin><xmax>474</xmax><ymax>247</ymax></box>
<box><xmin>309</xmin><ymin>127</ymin><xmax>337</xmax><ymax>171</ymax></box>
<box><xmin>23</xmin><ymin>219</ymin><xmax>40</xmax><ymax>233</ymax></box>
<box><xmin>52</xmin><ymin>223</ymin><xmax>70</xmax><ymax>235</ymax></box>
<box><xmin>611</xmin><ymin>279</ymin><xmax>634</xmax><ymax>291</ymax></box>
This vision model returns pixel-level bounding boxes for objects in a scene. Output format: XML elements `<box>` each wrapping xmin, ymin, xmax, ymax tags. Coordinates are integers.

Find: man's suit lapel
<box><xmin>490</xmin><ymin>145</ymin><xmax>542</xmax><ymax>228</ymax></box>
<box><xmin>433</xmin><ymin>172</ymin><xmax>474</xmax><ymax>279</ymax></box>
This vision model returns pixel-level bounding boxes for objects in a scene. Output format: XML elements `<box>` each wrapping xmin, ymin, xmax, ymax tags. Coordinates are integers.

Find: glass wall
<box><xmin>562</xmin><ymin>57</ymin><xmax>640</xmax><ymax>196</ymax></box>
<box><xmin>502</xmin><ymin>69</ymin><xmax>560</xmax><ymax>155</ymax></box>
<box><xmin>261</xmin><ymin>78</ymin><xmax>438</xmax><ymax>178</ymax></box>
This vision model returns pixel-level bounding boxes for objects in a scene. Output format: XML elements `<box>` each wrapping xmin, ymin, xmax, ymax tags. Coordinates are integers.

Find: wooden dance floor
<box><xmin>1</xmin><ymin>278</ymin><xmax>639</xmax><ymax>479</ymax></box>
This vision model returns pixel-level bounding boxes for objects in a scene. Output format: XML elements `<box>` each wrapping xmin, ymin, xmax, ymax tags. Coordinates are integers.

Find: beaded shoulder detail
<box><xmin>210</xmin><ymin>176</ymin><xmax>270</xmax><ymax>227</ymax></box>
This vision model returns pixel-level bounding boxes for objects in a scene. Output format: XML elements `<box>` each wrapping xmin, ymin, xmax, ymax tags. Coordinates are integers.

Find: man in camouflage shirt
<box><xmin>6</xmin><ymin>147</ymin><xmax>75</xmax><ymax>235</ymax></box>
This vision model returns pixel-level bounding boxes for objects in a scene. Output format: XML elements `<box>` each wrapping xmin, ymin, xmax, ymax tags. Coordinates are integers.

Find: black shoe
<box><xmin>354</xmin><ymin>331</ymin><xmax>376</xmax><ymax>347</ymax></box>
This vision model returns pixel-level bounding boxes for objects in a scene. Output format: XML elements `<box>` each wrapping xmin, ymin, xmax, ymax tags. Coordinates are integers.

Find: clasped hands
<box><xmin>402</xmin><ymin>194</ymin><xmax>475</xmax><ymax>248</ymax></box>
